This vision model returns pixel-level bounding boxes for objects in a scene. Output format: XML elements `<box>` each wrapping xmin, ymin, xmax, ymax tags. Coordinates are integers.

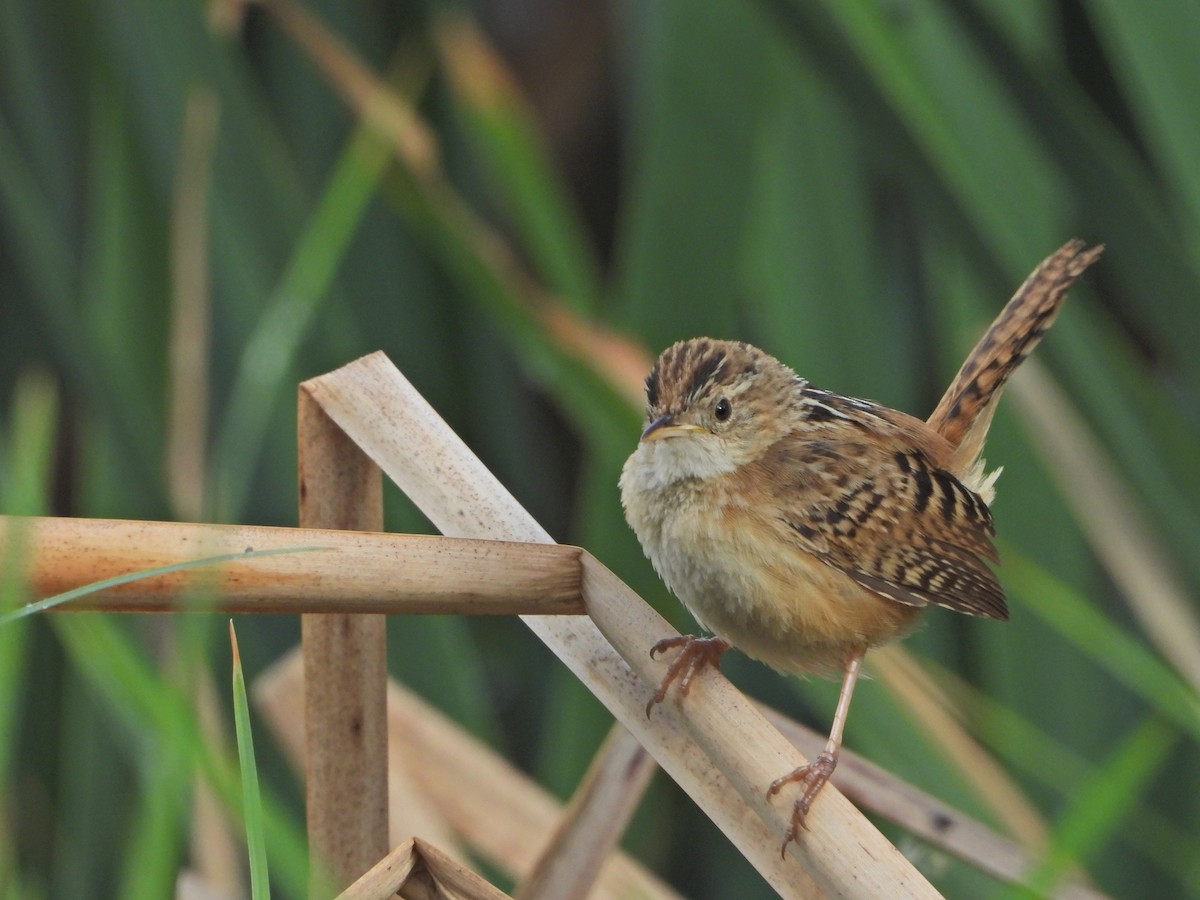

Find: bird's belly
<box><xmin>638</xmin><ymin>492</ymin><xmax>921</xmax><ymax>675</ymax></box>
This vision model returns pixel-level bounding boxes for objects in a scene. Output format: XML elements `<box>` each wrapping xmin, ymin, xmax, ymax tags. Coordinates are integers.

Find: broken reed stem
<box><xmin>515</xmin><ymin>723</ymin><xmax>656</xmax><ymax>900</ymax></box>
<box><xmin>334</xmin><ymin>838</ymin><xmax>419</xmax><ymax>900</ymax></box>
<box><xmin>298</xmin><ymin>390</ymin><xmax>389</xmax><ymax>893</ymax></box>
<box><xmin>336</xmin><ymin>838</ymin><xmax>511</xmax><ymax>900</ymax></box>
<box><xmin>0</xmin><ymin>516</ymin><xmax>582</xmax><ymax>616</ymax></box>
<box><xmin>302</xmin><ymin>351</ymin><xmax>937</xmax><ymax>899</ymax></box>
<box><xmin>254</xmin><ymin>649</ymin><xmax>681</xmax><ymax>899</ymax></box>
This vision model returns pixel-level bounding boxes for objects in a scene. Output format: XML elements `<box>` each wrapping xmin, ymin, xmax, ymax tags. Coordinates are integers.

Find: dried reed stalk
<box><xmin>0</xmin><ymin>515</ymin><xmax>581</xmax><ymax>616</ymax></box>
<box><xmin>257</xmin><ymin>641</ymin><xmax>1097</xmax><ymax>899</ymax></box>
<box><xmin>255</xmin><ymin>649</ymin><xmax>680</xmax><ymax>900</ymax></box>
<box><xmin>169</xmin><ymin>90</ymin><xmax>234</xmax><ymax>899</ymax></box>
<box><xmin>514</xmin><ymin>723</ymin><xmax>657</xmax><ymax>900</ymax></box>
<box><xmin>297</xmin><ymin>390</ymin><xmax>389</xmax><ymax>892</ymax></box>
<box><xmin>256</xmin><ymin>0</ymin><xmax>437</xmax><ymax>176</ymax></box>
<box><xmin>334</xmin><ymin>838</ymin><xmax>420</xmax><ymax>900</ymax></box>
<box><xmin>302</xmin><ymin>351</ymin><xmax>937</xmax><ymax>898</ymax></box>
<box><xmin>760</xmin><ymin>706</ymin><xmax>1106</xmax><ymax>900</ymax></box>
<box><xmin>336</xmin><ymin>837</ymin><xmax>512</xmax><ymax>900</ymax></box>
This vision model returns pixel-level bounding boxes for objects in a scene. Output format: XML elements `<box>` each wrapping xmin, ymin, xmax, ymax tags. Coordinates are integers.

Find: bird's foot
<box><xmin>645</xmin><ymin>635</ymin><xmax>731</xmax><ymax>716</ymax></box>
<box><xmin>767</xmin><ymin>751</ymin><xmax>839</xmax><ymax>856</ymax></box>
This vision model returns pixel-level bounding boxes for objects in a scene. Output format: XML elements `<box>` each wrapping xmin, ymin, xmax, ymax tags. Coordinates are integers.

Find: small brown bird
<box><xmin>620</xmin><ymin>240</ymin><xmax>1103</xmax><ymax>849</ymax></box>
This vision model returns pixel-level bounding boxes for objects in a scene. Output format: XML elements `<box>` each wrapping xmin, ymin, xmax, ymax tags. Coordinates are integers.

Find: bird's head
<box><xmin>635</xmin><ymin>338</ymin><xmax>804</xmax><ymax>481</ymax></box>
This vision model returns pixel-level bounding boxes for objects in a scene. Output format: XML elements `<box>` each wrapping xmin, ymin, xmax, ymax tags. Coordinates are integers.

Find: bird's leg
<box><xmin>645</xmin><ymin>635</ymin><xmax>731</xmax><ymax>717</ymax></box>
<box><xmin>767</xmin><ymin>651</ymin><xmax>865</xmax><ymax>854</ymax></box>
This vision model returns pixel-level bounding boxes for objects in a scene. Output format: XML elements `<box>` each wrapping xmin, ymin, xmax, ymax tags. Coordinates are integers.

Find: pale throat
<box><xmin>631</xmin><ymin>433</ymin><xmax>743</xmax><ymax>487</ymax></box>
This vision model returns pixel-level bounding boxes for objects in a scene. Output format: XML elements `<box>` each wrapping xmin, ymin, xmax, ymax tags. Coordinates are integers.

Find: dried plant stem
<box><xmin>336</xmin><ymin>837</ymin><xmax>512</xmax><ymax>900</ymax></box>
<box><xmin>302</xmin><ymin>352</ymin><xmax>937</xmax><ymax>898</ymax></box>
<box><xmin>277</xmin><ymin>596</ymin><xmax>1104</xmax><ymax>897</ymax></box>
<box><xmin>255</xmin><ymin>648</ymin><xmax>685</xmax><ymax>899</ymax></box>
<box><xmin>515</xmin><ymin>723</ymin><xmax>657</xmax><ymax>900</ymax></box>
<box><xmin>0</xmin><ymin>515</ymin><xmax>582</xmax><ymax>616</ymax></box>
<box><xmin>167</xmin><ymin>87</ymin><xmax>218</xmax><ymax>522</ymax></box>
<box><xmin>298</xmin><ymin>390</ymin><xmax>389</xmax><ymax>893</ymax></box>
<box><xmin>760</xmin><ymin>705</ymin><xmax>1106</xmax><ymax>900</ymax></box>
<box><xmin>257</xmin><ymin>0</ymin><xmax>438</xmax><ymax>176</ymax></box>
<box><xmin>334</xmin><ymin>838</ymin><xmax>419</xmax><ymax>900</ymax></box>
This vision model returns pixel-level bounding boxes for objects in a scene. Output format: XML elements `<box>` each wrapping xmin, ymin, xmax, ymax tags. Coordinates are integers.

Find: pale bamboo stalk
<box><xmin>302</xmin><ymin>351</ymin><xmax>937</xmax><ymax>898</ymax></box>
<box><xmin>298</xmin><ymin>391</ymin><xmax>389</xmax><ymax>893</ymax></box>
<box><xmin>515</xmin><ymin>724</ymin><xmax>657</xmax><ymax>900</ymax></box>
<box><xmin>254</xmin><ymin>649</ymin><xmax>680</xmax><ymax>900</ymax></box>
<box><xmin>0</xmin><ymin>515</ymin><xmax>581</xmax><ymax>616</ymax></box>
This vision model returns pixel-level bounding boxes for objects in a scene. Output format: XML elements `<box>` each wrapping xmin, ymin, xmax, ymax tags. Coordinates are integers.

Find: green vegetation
<box><xmin>2</xmin><ymin>1</ymin><xmax>1198</xmax><ymax>896</ymax></box>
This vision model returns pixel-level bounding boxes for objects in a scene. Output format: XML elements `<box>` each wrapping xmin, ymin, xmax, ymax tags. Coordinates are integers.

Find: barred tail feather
<box><xmin>928</xmin><ymin>240</ymin><xmax>1105</xmax><ymax>490</ymax></box>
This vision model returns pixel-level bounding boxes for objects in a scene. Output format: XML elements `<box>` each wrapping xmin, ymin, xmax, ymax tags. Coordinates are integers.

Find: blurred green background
<box><xmin>3</xmin><ymin>0</ymin><xmax>1200</xmax><ymax>897</ymax></box>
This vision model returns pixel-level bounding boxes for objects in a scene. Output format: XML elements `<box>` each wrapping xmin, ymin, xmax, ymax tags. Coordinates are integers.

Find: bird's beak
<box><xmin>640</xmin><ymin>415</ymin><xmax>706</xmax><ymax>442</ymax></box>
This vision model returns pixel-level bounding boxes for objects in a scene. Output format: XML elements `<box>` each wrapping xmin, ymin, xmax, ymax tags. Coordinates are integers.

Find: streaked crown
<box><xmin>643</xmin><ymin>338</ymin><xmax>805</xmax><ymax>431</ymax></box>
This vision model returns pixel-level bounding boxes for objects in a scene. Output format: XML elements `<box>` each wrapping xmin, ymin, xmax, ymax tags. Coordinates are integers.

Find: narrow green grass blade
<box><xmin>1085</xmin><ymin>3</ymin><xmax>1200</xmax><ymax>240</ymax></box>
<box><xmin>52</xmin><ymin>614</ymin><xmax>309</xmax><ymax>897</ymax></box>
<box><xmin>230</xmin><ymin>622</ymin><xmax>270</xmax><ymax>900</ymax></box>
<box><xmin>438</xmin><ymin>18</ymin><xmax>602</xmax><ymax>309</ymax></box>
<box><xmin>1019</xmin><ymin>715</ymin><xmax>1176</xmax><ymax>897</ymax></box>
<box><xmin>0</xmin><ymin>374</ymin><xmax>56</xmax><ymax>883</ymax></box>
<box><xmin>0</xmin><ymin>371</ymin><xmax>57</xmax><ymax>516</ymax></box>
<box><xmin>738</xmin><ymin>44</ymin><xmax>915</xmax><ymax>404</ymax></box>
<box><xmin>812</xmin><ymin>0</ymin><xmax>1062</xmax><ymax>268</ymax></box>
<box><xmin>611</xmin><ymin>1</ymin><xmax>776</xmax><ymax>344</ymax></box>
<box><xmin>1003</xmin><ymin>550</ymin><xmax>1200</xmax><ymax>744</ymax></box>
<box><xmin>211</xmin><ymin>127</ymin><xmax>392</xmax><ymax>520</ymax></box>
<box><xmin>931</xmin><ymin>659</ymin><xmax>1195</xmax><ymax>883</ymax></box>
<box><xmin>0</xmin><ymin>545</ymin><xmax>326</xmax><ymax>627</ymax></box>
<box><xmin>0</xmin><ymin>105</ymin><xmax>162</xmax><ymax>498</ymax></box>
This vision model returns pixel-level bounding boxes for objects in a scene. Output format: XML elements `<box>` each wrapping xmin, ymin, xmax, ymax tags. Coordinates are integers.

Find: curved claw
<box><xmin>644</xmin><ymin>635</ymin><xmax>730</xmax><ymax>717</ymax></box>
<box><xmin>767</xmin><ymin>751</ymin><xmax>839</xmax><ymax>856</ymax></box>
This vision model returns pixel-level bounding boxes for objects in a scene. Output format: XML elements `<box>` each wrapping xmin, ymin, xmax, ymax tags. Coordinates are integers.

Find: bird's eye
<box><xmin>714</xmin><ymin>397</ymin><xmax>732</xmax><ymax>421</ymax></box>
